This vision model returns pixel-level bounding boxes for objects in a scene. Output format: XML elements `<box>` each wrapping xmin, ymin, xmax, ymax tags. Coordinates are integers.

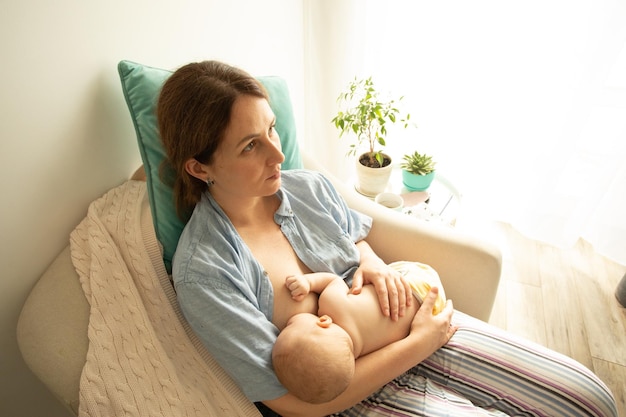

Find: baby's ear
<box><xmin>317</xmin><ymin>315</ymin><xmax>332</xmax><ymax>328</ymax></box>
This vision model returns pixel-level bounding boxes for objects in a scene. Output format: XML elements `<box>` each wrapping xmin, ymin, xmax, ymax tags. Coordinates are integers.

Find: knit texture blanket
<box><xmin>70</xmin><ymin>180</ymin><xmax>260</xmax><ymax>417</ymax></box>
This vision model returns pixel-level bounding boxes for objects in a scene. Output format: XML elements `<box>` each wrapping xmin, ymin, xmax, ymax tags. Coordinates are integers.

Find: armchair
<box><xmin>16</xmin><ymin>61</ymin><xmax>501</xmax><ymax>416</ymax></box>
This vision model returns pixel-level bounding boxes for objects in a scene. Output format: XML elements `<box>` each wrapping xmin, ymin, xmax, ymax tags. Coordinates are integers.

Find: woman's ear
<box><xmin>184</xmin><ymin>158</ymin><xmax>210</xmax><ymax>182</ymax></box>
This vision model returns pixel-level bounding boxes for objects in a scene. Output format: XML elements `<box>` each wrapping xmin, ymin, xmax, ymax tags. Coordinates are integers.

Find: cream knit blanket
<box><xmin>70</xmin><ymin>180</ymin><xmax>260</xmax><ymax>417</ymax></box>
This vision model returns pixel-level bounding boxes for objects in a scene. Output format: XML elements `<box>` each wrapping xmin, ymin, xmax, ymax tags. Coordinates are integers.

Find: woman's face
<box><xmin>206</xmin><ymin>95</ymin><xmax>285</xmax><ymax>201</ymax></box>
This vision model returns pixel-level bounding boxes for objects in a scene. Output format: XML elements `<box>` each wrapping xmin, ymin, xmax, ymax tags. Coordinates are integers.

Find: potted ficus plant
<box><xmin>401</xmin><ymin>150</ymin><xmax>436</xmax><ymax>191</ymax></box>
<box><xmin>332</xmin><ymin>76</ymin><xmax>412</xmax><ymax>196</ymax></box>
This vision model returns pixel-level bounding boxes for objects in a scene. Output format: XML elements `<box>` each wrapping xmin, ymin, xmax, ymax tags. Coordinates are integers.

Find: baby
<box><xmin>271</xmin><ymin>261</ymin><xmax>446</xmax><ymax>404</ymax></box>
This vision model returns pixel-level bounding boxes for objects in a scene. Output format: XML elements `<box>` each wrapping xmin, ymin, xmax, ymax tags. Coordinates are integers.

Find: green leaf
<box><xmin>332</xmin><ymin>76</ymin><xmax>415</xmax><ymax>153</ymax></box>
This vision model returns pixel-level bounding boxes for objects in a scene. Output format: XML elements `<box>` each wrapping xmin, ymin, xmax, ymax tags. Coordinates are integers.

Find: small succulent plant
<box><xmin>401</xmin><ymin>151</ymin><xmax>436</xmax><ymax>175</ymax></box>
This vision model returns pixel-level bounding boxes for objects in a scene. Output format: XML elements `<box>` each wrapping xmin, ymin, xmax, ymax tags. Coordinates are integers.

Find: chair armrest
<box><xmin>15</xmin><ymin>167</ymin><xmax>148</xmax><ymax>415</ymax></box>
<box><xmin>17</xmin><ymin>245</ymin><xmax>87</xmax><ymax>415</ymax></box>
<box><xmin>302</xmin><ymin>153</ymin><xmax>502</xmax><ymax>321</ymax></box>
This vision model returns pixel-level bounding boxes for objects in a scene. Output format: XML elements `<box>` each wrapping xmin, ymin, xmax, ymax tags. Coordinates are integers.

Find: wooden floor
<box><xmin>482</xmin><ymin>222</ymin><xmax>626</xmax><ymax>416</ymax></box>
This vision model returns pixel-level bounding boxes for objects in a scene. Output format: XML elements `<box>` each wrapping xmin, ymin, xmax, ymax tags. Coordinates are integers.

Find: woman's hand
<box><xmin>352</xmin><ymin>241</ymin><xmax>412</xmax><ymax>321</ymax></box>
<box><xmin>410</xmin><ymin>287</ymin><xmax>458</xmax><ymax>352</ymax></box>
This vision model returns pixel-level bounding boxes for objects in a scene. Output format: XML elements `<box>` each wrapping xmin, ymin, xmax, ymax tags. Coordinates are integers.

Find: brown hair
<box><xmin>157</xmin><ymin>60</ymin><xmax>268</xmax><ymax>218</ymax></box>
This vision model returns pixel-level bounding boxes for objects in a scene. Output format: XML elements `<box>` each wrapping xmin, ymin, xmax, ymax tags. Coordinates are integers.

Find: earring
<box><xmin>206</xmin><ymin>178</ymin><xmax>215</xmax><ymax>187</ymax></box>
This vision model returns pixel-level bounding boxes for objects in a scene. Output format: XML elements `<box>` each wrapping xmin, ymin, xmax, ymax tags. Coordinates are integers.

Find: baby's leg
<box><xmin>416</xmin><ymin>311</ymin><xmax>617</xmax><ymax>417</ymax></box>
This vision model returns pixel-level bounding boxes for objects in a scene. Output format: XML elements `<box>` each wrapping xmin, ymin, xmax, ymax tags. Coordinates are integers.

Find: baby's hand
<box><xmin>285</xmin><ymin>275</ymin><xmax>311</xmax><ymax>302</ymax></box>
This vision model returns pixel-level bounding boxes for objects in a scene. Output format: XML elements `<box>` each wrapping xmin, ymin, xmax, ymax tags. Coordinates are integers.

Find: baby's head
<box><xmin>272</xmin><ymin>313</ymin><xmax>355</xmax><ymax>404</ymax></box>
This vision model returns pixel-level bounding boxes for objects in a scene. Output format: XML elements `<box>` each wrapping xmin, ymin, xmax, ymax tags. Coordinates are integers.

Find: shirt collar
<box><xmin>274</xmin><ymin>188</ymin><xmax>294</xmax><ymax>218</ymax></box>
<box><xmin>203</xmin><ymin>188</ymin><xmax>294</xmax><ymax>219</ymax></box>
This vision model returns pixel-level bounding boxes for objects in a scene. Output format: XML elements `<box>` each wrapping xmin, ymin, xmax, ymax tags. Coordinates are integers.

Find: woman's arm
<box><xmin>351</xmin><ymin>240</ymin><xmax>413</xmax><ymax>321</ymax></box>
<box><xmin>263</xmin><ymin>288</ymin><xmax>457</xmax><ymax>417</ymax></box>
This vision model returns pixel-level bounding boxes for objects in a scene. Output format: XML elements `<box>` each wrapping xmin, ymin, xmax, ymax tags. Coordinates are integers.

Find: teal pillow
<box><xmin>118</xmin><ymin>60</ymin><xmax>303</xmax><ymax>273</ymax></box>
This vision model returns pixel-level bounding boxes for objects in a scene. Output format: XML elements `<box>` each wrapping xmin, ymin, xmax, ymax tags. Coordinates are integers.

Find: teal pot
<box><xmin>402</xmin><ymin>169</ymin><xmax>435</xmax><ymax>191</ymax></box>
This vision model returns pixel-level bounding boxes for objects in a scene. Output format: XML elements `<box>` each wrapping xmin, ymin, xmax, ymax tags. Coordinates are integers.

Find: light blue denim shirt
<box><xmin>172</xmin><ymin>170</ymin><xmax>372</xmax><ymax>402</ymax></box>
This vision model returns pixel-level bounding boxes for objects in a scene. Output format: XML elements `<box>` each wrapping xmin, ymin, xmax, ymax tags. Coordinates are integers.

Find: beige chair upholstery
<box><xmin>17</xmin><ymin>156</ymin><xmax>501</xmax><ymax>415</ymax></box>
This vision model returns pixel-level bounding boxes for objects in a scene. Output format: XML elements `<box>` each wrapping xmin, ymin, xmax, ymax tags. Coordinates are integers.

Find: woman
<box><xmin>157</xmin><ymin>60</ymin><xmax>617</xmax><ymax>417</ymax></box>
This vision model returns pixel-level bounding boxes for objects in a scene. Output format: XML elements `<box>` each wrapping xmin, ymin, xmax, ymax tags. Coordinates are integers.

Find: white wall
<box><xmin>0</xmin><ymin>1</ymin><xmax>305</xmax><ymax>415</ymax></box>
<box><xmin>302</xmin><ymin>0</ymin><xmax>370</xmax><ymax>181</ymax></box>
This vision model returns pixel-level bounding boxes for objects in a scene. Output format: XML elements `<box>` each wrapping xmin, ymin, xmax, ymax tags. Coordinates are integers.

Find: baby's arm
<box><xmin>285</xmin><ymin>272</ymin><xmax>343</xmax><ymax>302</ymax></box>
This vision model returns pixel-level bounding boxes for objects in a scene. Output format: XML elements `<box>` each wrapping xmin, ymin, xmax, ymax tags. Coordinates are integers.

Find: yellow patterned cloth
<box><xmin>389</xmin><ymin>261</ymin><xmax>447</xmax><ymax>314</ymax></box>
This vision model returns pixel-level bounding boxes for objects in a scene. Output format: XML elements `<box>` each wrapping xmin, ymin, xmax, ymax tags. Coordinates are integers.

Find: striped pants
<box><xmin>336</xmin><ymin>312</ymin><xmax>617</xmax><ymax>417</ymax></box>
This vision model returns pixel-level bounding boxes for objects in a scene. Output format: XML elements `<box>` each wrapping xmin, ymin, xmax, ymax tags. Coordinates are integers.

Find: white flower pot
<box><xmin>355</xmin><ymin>154</ymin><xmax>393</xmax><ymax>197</ymax></box>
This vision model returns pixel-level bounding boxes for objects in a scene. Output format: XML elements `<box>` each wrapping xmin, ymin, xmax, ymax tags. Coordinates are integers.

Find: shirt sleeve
<box><xmin>175</xmin><ymin>269</ymin><xmax>288</xmax><ymax>402</ymax></box>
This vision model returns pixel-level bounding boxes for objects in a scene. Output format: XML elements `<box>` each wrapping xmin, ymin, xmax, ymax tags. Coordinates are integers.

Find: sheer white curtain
<box><xmin>303</xmin><ymin>0</ymin><xmax>626</xmax><ymax>265</ymax></box>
